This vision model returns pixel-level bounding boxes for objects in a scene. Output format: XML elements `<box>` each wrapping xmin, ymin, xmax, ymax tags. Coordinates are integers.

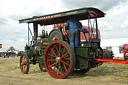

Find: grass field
<box><xmin>0</xmin><ymin>57</ymin><xmax>128</xmax><ymax>85</ymax></box>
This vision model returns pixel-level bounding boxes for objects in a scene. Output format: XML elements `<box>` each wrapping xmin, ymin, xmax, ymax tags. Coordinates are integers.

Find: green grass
<box><xmin>0</xmin><ymin>57</ymin><xmax>128</xmax><ymax>85</ymax></box>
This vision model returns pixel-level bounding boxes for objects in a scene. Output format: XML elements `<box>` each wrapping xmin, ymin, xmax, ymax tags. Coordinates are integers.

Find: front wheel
<box><xmin>20</xmin><ymin>53</ymin><xmax>29</xmax><ymax>74</ymax></box>
<box><xmin>44</xmin><ymin>41</ymin><xmax>76</xmax><ymax>78</ymax></box>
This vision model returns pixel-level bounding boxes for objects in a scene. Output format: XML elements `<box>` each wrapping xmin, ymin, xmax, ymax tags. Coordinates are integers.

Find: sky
<box><xmin>0</xmin><ymin>0</ymin><xmax>128</xmax><ymax>51</ymax></box>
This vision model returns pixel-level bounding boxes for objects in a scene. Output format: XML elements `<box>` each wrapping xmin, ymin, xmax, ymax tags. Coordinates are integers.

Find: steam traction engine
<box><xmin>19</xmin><ymin>7</ymin><xmax>105</xmax><ymax>78</ymax></box>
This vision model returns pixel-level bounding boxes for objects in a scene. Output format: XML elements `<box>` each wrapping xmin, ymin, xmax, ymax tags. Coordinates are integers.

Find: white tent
<box><xmin>101</xmin><ymin>38</ymin><xmax>128</xmax><ymax>57</ymax></box>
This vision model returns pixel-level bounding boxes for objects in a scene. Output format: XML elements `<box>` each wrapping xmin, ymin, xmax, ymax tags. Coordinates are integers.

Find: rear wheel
<box><xmin>39</xmin><ymin>62</ymin><xmax>46</xmax><ymax>72</ymax></box>
<box><xmin>44</xmin><ymin>41</ymin><xmax>75</xmax><ymax>78</ymax></box>
<box><xmin>20</xmin><ymin>53</ymin><xmax>29</xmax><ymax>74</ymax></box>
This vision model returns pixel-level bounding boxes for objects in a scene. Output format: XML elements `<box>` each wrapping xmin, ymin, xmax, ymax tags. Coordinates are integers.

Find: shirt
<box><xmin>65</xmin><ymin>19</ymin><xmax>82</xmax><ymax>30</ymax></box>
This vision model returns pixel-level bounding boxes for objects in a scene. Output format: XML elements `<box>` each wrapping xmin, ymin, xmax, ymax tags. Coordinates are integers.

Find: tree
<box><xmin>8</xmin><ymin>46</ymin><xmax>15</xmax><ymax>52</ymax></box>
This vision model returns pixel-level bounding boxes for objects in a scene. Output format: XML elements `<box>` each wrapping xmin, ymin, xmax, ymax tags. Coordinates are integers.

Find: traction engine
<box><xmin>20</xmin><ymin>7</ymin><xmax>125</xmax><ymax>79</ymax></box>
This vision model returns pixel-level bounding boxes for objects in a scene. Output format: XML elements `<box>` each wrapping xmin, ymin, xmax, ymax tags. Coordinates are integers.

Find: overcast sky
<box><xmin>0</xmin><ymin>0</ymin><xmax>128</xmax><ymax>51</ymax></box>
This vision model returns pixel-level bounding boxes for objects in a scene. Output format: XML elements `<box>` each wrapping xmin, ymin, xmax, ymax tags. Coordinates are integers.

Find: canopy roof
<box><xmin>19</xmin><ymin>7</ymin><xmax>105</xmax><ymax>25</ymax></box>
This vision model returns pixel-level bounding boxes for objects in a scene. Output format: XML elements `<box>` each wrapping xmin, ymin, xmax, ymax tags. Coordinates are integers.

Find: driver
<box><xmin>65</xmin><ymin>16</ymin><xmax>82</xmax><ymax>50</ymax></box>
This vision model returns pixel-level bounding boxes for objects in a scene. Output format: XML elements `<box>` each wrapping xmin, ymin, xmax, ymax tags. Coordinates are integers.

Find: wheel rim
<box><xmin>20</xmin><ymin>54</ymin><xmax>29</xmax><ymax>74</ymax></box>
<box><xmin>45</xmin><ymin>41</ymin><xmax>74</xmax><ymax>78</ymax></box>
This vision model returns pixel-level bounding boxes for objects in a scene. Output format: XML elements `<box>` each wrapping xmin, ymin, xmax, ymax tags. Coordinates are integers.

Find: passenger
<box><xmin>65</xmin><ymin>16</ymin><xmax>82</xmax><ymax>50</ymax></box>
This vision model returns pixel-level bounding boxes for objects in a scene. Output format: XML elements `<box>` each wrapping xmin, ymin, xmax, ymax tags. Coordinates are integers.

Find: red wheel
<box><xmin>20</xmin><ymin>53</ymin><xmax>29</xmax><ymax>74</ymax></box>
<box><xmin>44</xmin><ymin>41</ymin><xmax>75</xmax><ymax>78</ymax></box>
<box><xmin>39</xmin><ymin>62</ymin><xmax>46</xmax><ymax>72</ymax></box>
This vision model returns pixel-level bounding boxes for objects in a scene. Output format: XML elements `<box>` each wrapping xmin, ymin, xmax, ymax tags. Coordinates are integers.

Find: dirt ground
<box><xmin>0</xmin><ymin>57</ymin><xmax>128</xmax><ymax>85</ymax></box>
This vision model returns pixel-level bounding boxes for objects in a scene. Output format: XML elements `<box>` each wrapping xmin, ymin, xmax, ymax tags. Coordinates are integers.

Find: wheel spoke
<box><xmin>61</xmin><ymin>52</ymin><xmax>69</xmax><ymax>59</ymax></box>
<box><xmin>23</xmin><ymin>56</ymin><xmax>26</xmax><ymax>61</ymax></box>
<box><xmin>50</xmin><ymin>62</ymin><xmax>58</xmax><ymax>67</ymax></box>
<box><xmin>57</xmin><ymin>66</ymin><xmax>59</xmax><ymax>74</ymax></box>
<box><xmin>56</xmin><ymin>63</ymin><xmax>63</xmax><ymax>74</ymax></box>
<box><xmin>49</xmin><ymin>54</ymin><xmax>56</xmax><ymax>58</ymax></box>
<box><xmin>53</xmin><ymin>62</ymin><xmax>58</xmax><ymax>71</ymax></box>
<box><xmin>58</xmin><ymin>44</ymin><xmax>61</xmax><ymax>55</ymax></box>
<box><xmin>23</xmin><ymin>61</ymin><xmax>27</xmax><ymax>65</ymax></box>
<box><xmin>55</xmin><ymin>46</ymin><xmax>59</xmax><ymax>54</ymax></box>
<box><xmin>51</xmin><ymin>48</ymin><xmax>57</xmax><ymax>57</ymax></box>
<box><xmin>23</xmin><ymin>56</ymin><xmax>25</xmax><ymax>60</ymax></box>
<box><xmin>59</xmin><ymin>62</ymin><xmax>63</xmax><ymax>73</ymax></box>
<box><xmin>22</xmin><ymin>57</ymin><xmax>24</xmax><ymax>61</ymax></box>
<box><xmin>62</xmin><ymin>47</ymin><xmax>65</xmax><ymax>55</ymax></box>
<box><xmin>64</xmin><ymin>58</ymin><xmax>70</xmax><ymax>60</ymax></box>
<box><xmin>63</xmin><ymin>63</ymin><xmax>67</xmax><ymax>71</ymax></box>
<box><xmin>22</xmin><ymin>66</ymin><xmax>24</xmax><ymax>70</ymax></box>
<box><xmin>48</xmin><ymin>59</ymin><xmax>56</xmax><ymax>61</ymax></box>
<box><xmin>23</xmin><ymin>65</ymin><xmax>26</xmax><ymax>70</ymax></box>
<box><xmin>60</xmin><ymin>60</ymin><xmax>70</xmax><ymax>66</ymax></box>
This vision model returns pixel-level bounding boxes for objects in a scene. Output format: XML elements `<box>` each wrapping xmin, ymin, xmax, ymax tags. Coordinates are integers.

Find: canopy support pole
<box><xmin>33</xmin><ymin>22</ymin><xmax>38</xmax><ymax>45</ymax></box>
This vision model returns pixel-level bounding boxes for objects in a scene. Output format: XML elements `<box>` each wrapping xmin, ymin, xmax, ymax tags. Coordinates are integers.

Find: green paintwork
<box><xmin>19</xmin><ymin>7</ymin><xmax>105</xmax><ymax>25</ymax></box>
<box><xmin>75</xmin><ymin>47</ymin><xmax>89</xmax><ymax>69</ymax></box>
<box><xmin>48</xmin><ymin>29</ymin><xmax>63</xmax><ymax>43</ymax></box>
<box><xmin>35</xmin><ymin>38</ymin><xmax>49</xmax><ymax>56</ymax></box>
<box><xmin>82</xmin><ymin>42</ymin><xmax>99</xmax><ymax>48</ymax></box>
<box><xmin>83</xmin><ymin>43</ymin><xmax>92</xmax><ymax>47</ymax></box>
<box><xmin>82</xmin><ymin>39</ymin><xmax>100</xmax><ymax>48</ymax></box>
<box><xmin>37</xmin><ymin>57</ymin><xmax>45</xmax><ymax>67</ymax></box>
<box><xmin>40</xmin><ymin>38</ymin><xmax>49</xmax><ymax>49</ymax></box>
<box><xmin>25</xmin><ymin>50</ymin><xmax>30</xmax><ymax>57</ymax></box>
<box><xmin>35</xmin><ymin>46</ymin><xmax>43</xmax><ymax>56</ymax></box>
